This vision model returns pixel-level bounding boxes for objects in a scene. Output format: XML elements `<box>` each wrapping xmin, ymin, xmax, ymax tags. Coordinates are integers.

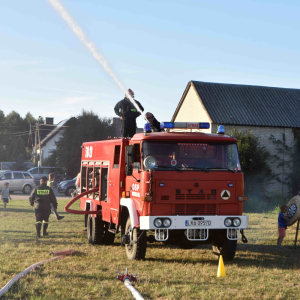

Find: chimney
<box><xmin>45</xmin><ymin>117</ymin><xmax>54</xmax><ymax>125</ymax></box>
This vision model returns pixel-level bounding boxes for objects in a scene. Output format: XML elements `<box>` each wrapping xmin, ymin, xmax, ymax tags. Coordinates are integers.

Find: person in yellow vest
<box><xmin>29</xmin><ymin>176</ymin><xmax>58</xmax><ymax>239</ymax></box>
<box><xmin>47</xmin><ymin>173</ymin><xmax>55</xmax><ymax>188</ymax></box>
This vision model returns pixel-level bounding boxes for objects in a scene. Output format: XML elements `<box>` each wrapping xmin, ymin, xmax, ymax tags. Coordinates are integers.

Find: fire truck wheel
<box><xmin>212</xmin><ymin>239</ymin><xmax>237</xmax><ymax>261</ymax></box>
<box><xmin>103</xmin><ymin>222</ymin><xmax>115</xmax><ymax>245</ymax></box>
<box><xmin>87</xmin><ymin>214</ymin><xmax>105</xmax><ymax>245</ymax></box>
<box><xmin>286</xmin><ymin>195</ymin><xmax>300</xmax><ymax>226</ymax></box>
<box><xmin>125</xmin><ymin>217</ymin><xmax>147</xmax><ymax>260</ymax></box>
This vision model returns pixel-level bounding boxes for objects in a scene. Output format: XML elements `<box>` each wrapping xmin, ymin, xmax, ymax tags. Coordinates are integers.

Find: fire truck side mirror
<box><xmin>125</xmin><ymin>145</ymin><xmax>134</xmax><ymax>176</ymax></box>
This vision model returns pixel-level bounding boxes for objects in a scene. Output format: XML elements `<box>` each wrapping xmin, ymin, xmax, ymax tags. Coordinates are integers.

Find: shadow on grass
<box><xmin>146</xmin><ymin>242</ymin><xmax>211</xmax><ymax>250</ymax></box>
<box><xmin>237</xmin><ymin>243</ymin><xmax>300</xmax><ymax>255</ymax></box>
<box><xmin>52</xmin><ymin>273</ymin><xmax>111</xmax><ymax>281</ymax></box>
<box><xmin>146</xmin><ymin>257</ymin><xmax>217</xmax><ymax>265</ymax></box>
<box><xmin>3</xmin><ymin>208</ymin><xmax>34</xmax><ymax>213</ymax></box>
<box><xmin>38</xmin><ymin>240</ymin><xmax>85</xmax><ymax>246</ymax></box>
<box><xmin>144</xmin><ymin>242</ymin><xmax>300</xmax><ymax>270</ymax></box>
<box><xmin>2</xmin><ymin>230</ymin><xmax>31</xmax><ymax>233</ymax></box>
<box><xmin>2</xmin><ymin>238</ymin><xmax>86</xmax><ymax>246</ymax></box>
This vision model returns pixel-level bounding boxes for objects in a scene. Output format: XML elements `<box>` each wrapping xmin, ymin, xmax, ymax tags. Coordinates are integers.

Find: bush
<box><xmin>243</xmin><ymin>194</ymin><xmax>288</xmax><ymax>213</ymax></box>
<box><xmin>230</xmin><ymin>128</ymin><xmax>273</xmax><ymax>201</ymax></box>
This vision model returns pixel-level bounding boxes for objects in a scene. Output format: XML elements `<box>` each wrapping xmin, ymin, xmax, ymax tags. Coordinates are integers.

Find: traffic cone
<box><xmin>217</xmin><ymin>255</ymin><xmax>226</xmax><ymax>277</ymax></box>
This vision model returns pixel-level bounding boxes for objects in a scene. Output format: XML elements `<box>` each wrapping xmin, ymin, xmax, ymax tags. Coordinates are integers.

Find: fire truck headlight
<box><xmin>233</xmin><ymin>218</ymin><xmax>241</xmax><ymax>227</ymax></box>
<box><xmin>144</xmin><ymin>156</ymin><xmax>157</xmax><ymax>170</ymax></box>
<box><xmin>163</xmin><ymin>218</ymin><xmax>171</xmax><ymax>227</ymax></box>
<box><xmin>224</xmin><ymin>218</ymin><xmax>232</xmax><ymax>227</ymax></box>
<box><xmin>154</xmin><ymin>218</ymin><xmax>162</xmax><ymax>228</ymax></box>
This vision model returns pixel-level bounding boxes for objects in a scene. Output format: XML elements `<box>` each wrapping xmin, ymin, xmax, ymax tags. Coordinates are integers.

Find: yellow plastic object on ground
<box><xmin>217</xmin><ymin>255</ymin><xmax>226</xmax><ymax>277</ymax></box>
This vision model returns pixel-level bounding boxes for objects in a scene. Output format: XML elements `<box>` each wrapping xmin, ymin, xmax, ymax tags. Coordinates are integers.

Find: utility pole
<box><xmin>38</xmin><ymin>120</ymin><xmax>42</xmax><ymax>167</ymax></box>
<box><xmin>33</xmin><ymin>124</ymin><xmax>37</xmax><ymax>165</ymax></box>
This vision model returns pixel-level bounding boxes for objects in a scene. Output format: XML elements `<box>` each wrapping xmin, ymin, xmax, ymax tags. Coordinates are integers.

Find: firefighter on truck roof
<box><xmin>114</xmin><ymin>88</ymin><xmax>144</xmax><ymax>138</ymax></box>
<box><xmin>29</xmin><ymin>176</ymin><xmax>58</xmax><ymax>239</ymax></box>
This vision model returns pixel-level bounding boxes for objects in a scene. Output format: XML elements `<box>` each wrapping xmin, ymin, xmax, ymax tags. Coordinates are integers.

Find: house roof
<box><xmin>39</xmin><ymin>119</ymin><xmax>69</xmax><ymax>147</ymax></box>
<box><xmin>172</xmin><ymin>81</ymin><xmax>300</xmax><ymax>128</ymax></box>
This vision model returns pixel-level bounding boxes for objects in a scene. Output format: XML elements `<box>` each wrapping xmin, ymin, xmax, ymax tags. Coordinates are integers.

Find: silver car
<box><xmin>0</xmin><ymin>171</ymin><xmax>36</xmax><ymax>194</ymax></box>
<box><xmin>27</xmin><ymin>167</ymin><xmax>64</xmax><ymax>181</ymax></box>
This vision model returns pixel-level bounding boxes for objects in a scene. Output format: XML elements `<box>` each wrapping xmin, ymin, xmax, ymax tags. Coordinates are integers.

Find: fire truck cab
<box><xmin>76</xmin><ymin>122</ymin><xmax>248</xmax><ymax>261</ymax></box>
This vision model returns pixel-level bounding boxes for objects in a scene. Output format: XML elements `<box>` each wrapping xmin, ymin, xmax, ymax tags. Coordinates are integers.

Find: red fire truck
<box><xmin>66</xmin><ymin>122</ymin><xmax>248</xmax><ymax>261</ymax></box>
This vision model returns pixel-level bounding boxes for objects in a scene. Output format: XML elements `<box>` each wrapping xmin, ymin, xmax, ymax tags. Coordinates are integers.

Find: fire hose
<box><xmin>64</xmin><ymin>188</ymin><xmax>101</xmax><ymax>214</ymax></box>
<box><xmin>117</xmin><ymin>268</ymin><xmax>144</xmax><ymax>300</ymax></box>
<box><xmin>0</xmin><ymin>249</ymin><xmax>75</xmax><ymax>298</ymax></box>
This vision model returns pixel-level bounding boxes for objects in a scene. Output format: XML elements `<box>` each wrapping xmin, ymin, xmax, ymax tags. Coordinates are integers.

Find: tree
<box><xmin>24</xmin><ymin>112</ymin><xmax>37</xmax><ymax>125</ymax></box>
<box><xmin>5</xmin><ymin>111</ymin><xmax>23</xmax><ymax>127</ymax></box>
<box><xmin>48</xmin><ymin>110</ymin><xmax>114</xmax><ymax>177</ymax></box>
<box><xmin>0</xmin><ymin>110</ymin><xmax>36</xmax><ymax>163</ymax></box>
<box><xmin>230</xmin><ymin>128</ymin><xmax>273</xmax><ymax>200</ymax></box>
<box><xmin>0</xmin><ymin>110</ymin><xmax>5</xmax><ymax>123</ymax></box>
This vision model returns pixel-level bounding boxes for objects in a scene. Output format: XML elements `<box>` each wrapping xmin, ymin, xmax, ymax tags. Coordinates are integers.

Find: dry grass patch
<box><xmin>1</xmin><ymin>201</ymin><xmax>300</xmax><ymax>299</ymax></box>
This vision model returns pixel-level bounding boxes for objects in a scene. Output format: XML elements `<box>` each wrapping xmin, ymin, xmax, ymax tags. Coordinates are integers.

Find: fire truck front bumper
<box><xmin>140</xmin><ymin>215</ymin><xmax>249</xmax><ymax>242</ymax></box>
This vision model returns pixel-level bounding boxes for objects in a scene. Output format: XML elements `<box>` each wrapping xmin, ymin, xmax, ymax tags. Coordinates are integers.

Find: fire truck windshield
<box><xmin>142</xmin><ymin>141</ymin><xmax>241</xmax><ymax>172</ymax></box>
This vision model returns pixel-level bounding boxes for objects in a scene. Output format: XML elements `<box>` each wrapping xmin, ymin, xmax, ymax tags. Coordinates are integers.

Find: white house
<box><xmin>36</xmin><ymin>119</ymin><xmax>69</xmax><ymax>161</ymax></box>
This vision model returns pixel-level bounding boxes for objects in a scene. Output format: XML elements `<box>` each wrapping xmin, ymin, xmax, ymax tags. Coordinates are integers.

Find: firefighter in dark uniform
<box><xmin>29</xmin><ymin>176</ymin><xmax>58</xmax><ymax>238</ymax></box>
<box><xmin>114</xmin><ymin>89</ymin><xmax>144</xmax><ymax>138</ymax></box>
<box><xmin>145</xmin><ymin>112</ymin><xmax>162</xmax><ymax>132</ymax></box>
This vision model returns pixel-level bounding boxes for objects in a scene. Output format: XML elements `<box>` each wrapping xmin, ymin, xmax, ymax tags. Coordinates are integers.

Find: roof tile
<box><xmin>191</xmin><ymin>81</ymin><xmax>300</xmax><ymax>128</ymax></box>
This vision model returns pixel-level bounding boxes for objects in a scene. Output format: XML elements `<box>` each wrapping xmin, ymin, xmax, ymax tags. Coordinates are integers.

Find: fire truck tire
<box><xmin>125</xmin><ymin>217</ymin><xmax>147</xmax><ymax>260</ymax></box>
<box><xmin>87</xmin><ymin>214</ymin><xmax>105</xmax><ymax>245</ymax></box>
<box><xmin>286</xmin><ymin>195</ymin><xmax>300</xmax><ymax>226</ymax></box>
<box><xmin>212</xmin><ymin>239</ymin><xmax>237</xmax><ymax>261</ymax></box>
<box><xmin>103</xmin><ymin>222</ymin><xmax>115</xmax><ymax>245</ymax></box>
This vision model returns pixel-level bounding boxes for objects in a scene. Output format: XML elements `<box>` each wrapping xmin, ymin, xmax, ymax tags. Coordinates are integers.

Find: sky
<box><xmin>0</xmin><ymin>0</ymin><xmax>300</xmax><ymax>128</ymax></box>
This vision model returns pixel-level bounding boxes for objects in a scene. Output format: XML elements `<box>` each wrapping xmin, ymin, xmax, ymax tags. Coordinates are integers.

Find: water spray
<box><xmin>46</xmin><ymin>0</ymin><xmax>149</xmax><ymax>124</ymax></box>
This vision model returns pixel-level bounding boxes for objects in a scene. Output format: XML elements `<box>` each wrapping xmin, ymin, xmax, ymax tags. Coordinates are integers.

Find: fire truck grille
<box><xmin>174</xmin><ymin>204</ymin><xmax>217</xmax><ymax>215</ymax></box>
<box><xmin>161</xmin><ymin>195</ymin><xmax>170</xmax><ymax>201</ymax></box>
<box><xmin>175</xmin><ymin>194</ymin><xmax>216</xmax><ymax>201</ymax></box>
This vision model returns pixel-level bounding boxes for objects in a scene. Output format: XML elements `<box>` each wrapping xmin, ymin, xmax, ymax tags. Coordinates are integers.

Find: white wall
<box><xmin>41</xmin><ymin>131</ymin><xmax>64</xmax><ymax>160</ymax></box>
<box><xmin>173</xmin><ymin>84</ymin><xmax>212</xmax><ymax>133</ymax></box>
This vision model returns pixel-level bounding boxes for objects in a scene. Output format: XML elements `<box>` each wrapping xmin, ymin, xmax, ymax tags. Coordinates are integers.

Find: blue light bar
<box><xmin>144</xmin><ymin>123</ymin><xmax>151</xmax><ymax>133</ymax></box>
<box><xmin>160</xmin><ymin>122</ymin><xmax>174</xmax><ymax>129</ymax></box>
<box><xmin>217</xmin><ymin>125</ymin><xmax>225</xmax><ymax>134</ymax></box>
<box><xmin>199</xmin><ymin>123</ymin><xmax>210</xmax><ymax>129</ymax></box>
<box><xmin>160</xmin><ymin>122</ymin><xmax>210</xmax><ymax>129</ymax></box>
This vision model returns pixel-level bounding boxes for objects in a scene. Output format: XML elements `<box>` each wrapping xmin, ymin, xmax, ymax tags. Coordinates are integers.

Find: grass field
<box><xmin>1</xmin><ymin>200</ymin><xmax>300</xmax><ymax>300</ymax></box>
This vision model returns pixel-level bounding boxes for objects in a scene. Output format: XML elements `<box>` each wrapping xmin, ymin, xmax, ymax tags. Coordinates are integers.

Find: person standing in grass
<box><xmin>277</xmin><ymin>205</ymin><xmax>288</xmax><ymax>247</ymax></box>
<box><xmin>1</xmin><ymin>182</ymin><xmax>12</xmax><ymax>211</ymax></box>
<box><xmin>47</xmin><ymin>173</ymin><xmax>55</xmax><ymax>188</ymax></box>
<box><xmin>47</xmin><ymin>173</ymin><xmax>64</xmax><ymax>221</ymax></box>
<box><xmin>29</xmin><ymin>176</ymin><xmax>58</xmax><ymax>239</ymax></box>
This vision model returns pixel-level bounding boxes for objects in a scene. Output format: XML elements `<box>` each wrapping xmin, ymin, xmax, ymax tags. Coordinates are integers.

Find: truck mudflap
<box><xmin>140</xmin><ymin>215</ymin><xmax>249</xmax><ymax>242</ymax></box>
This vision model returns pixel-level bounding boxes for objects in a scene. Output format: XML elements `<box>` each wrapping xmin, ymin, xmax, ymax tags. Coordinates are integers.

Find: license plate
<box><xmin>185</xmin><ymin>220</ymin><xmax>211</xmax><ymax>226</ymax></box>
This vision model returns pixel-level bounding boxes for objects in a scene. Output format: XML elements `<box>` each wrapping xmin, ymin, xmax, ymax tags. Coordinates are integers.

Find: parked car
<box><xmin>27</xmin><ymin>167</ymin><xmax>64</xmax><ymax>182</ymax></box>
<box><xmin>57</xmin><ymin>177</ymin><xmax>76</xmax><ymax>196</ymax></box>
<box><xmin>0</xmin><ymin>170</ymin><xmax>8</xmax><ymax>176</ymax></box>
<box><xmin>0</xmin><ymin>171</ymin><xmax>36</xmax><ymax>194</ymax></box>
